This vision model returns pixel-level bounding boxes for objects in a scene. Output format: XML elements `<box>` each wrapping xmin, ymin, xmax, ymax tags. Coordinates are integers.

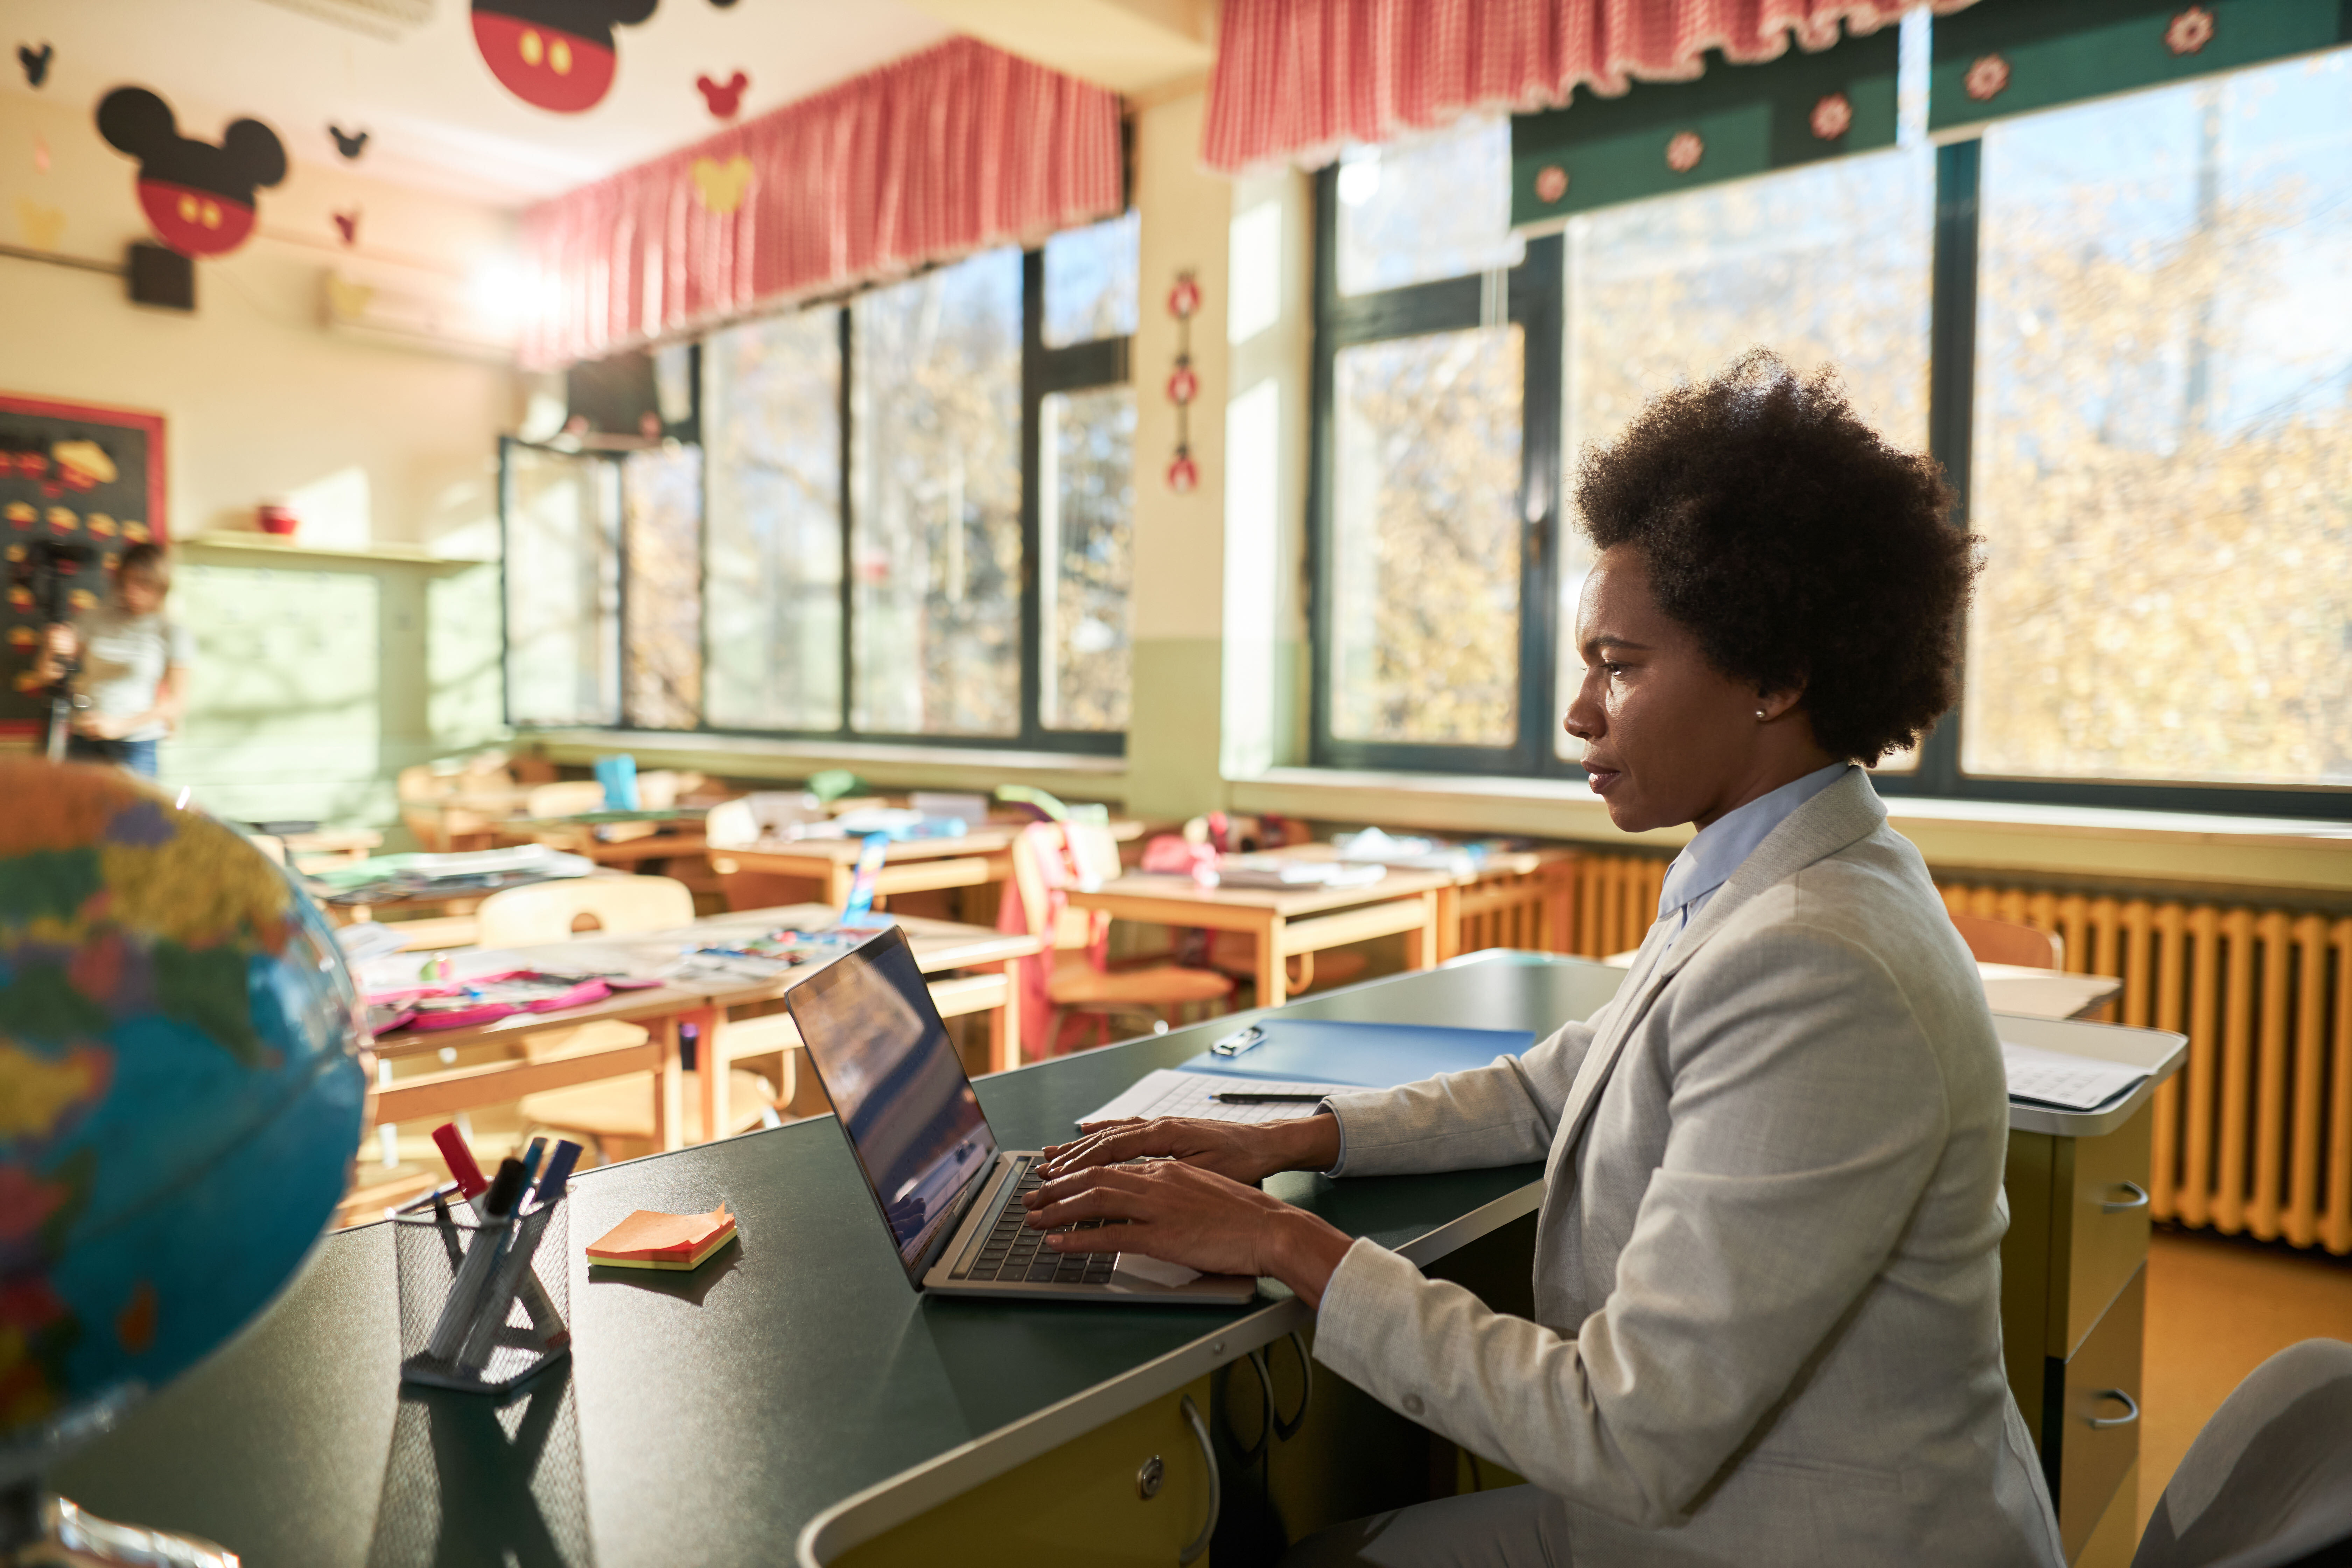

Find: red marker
<box><xmin>433</xmin><ymin>1123</ymin><xmax>489</xmax><ymax>1202</ymax></box>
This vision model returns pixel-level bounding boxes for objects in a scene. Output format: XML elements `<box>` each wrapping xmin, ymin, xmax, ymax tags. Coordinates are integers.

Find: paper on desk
<box><xmin>2001</xmin><ymin>1041</ymin><xmax>2147</xmax><ymax>1112</ymax></box>
<box><xmin>1078</xmin><ymin>1068</ymin><xmax>1354</xmax><ymax>1129</ymax></box>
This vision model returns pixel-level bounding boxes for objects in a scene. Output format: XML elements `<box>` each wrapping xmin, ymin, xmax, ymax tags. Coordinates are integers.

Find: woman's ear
<box><xmin>1755</xmin><ymin>686</ymin><xmax>1805</xmax><ymax>723</ymax></box>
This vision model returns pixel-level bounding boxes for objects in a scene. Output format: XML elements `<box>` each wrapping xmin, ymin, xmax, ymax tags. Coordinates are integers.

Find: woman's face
<box><xmin>118</xmin><ymin>572</ymin><xmax>166</xmax><ymax>616</ymax></box>
<box><xmin>1564</xmin><ymin>545</ymin><xmax>1783</xmax><ymax>834</ymax></box>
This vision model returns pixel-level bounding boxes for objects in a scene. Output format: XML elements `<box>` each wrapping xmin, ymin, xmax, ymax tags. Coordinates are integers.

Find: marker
<box><xmin>432</xmin><ymin>1124</ymin><xmax>489</xmax><ymax>1208</ymax></box>
<box><xmin>426</xmin><ymin>1158</ymin><xmax>527</xmax><ymax>1364</ymax></box>
<box><xmin>1211</xmin><ymin>1092</ymin><xmax>1327</xmax><ymax>1105</ymax></box>
<box><xmin>518</xmin><ymin>1136</ymin><xmax>549</xmax><ymax>1183</ymax></box>
<box><xmin>457</xmin><ymin>1139</ymin><xmax>582</xmax><ymax>1369</ymax></box>
<box><xmin>532</xmin><ymin>1140</ymin><xmax>583</xmax><ymax>1205</ymax></box>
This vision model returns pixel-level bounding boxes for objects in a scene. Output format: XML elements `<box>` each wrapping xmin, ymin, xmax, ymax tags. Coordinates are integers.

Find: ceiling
<box><xmin>2</xmin><ymin>0</ymin><xmax>956</xmax><ymax>207</ymax></box>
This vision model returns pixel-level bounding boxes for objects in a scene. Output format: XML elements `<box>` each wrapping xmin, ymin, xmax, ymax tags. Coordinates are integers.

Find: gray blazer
<box><xmin>1316</xmin><ymin>769</ymin><xmax>2065</xmax><ymax>1566</ymax></box>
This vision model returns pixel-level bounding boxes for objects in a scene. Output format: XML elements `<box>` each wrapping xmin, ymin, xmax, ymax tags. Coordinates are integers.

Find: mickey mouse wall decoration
<box><xmin>472</xmin><ymin>0</ymin><xmax>659</xmax><ymax>114</ymax></box>
<box><xmin>97</xmin><ymin>88</ymin><xmax>286</xmax><ymax>258</ymax></box>
<box><xmin>330</xmin><ymin>125</ymin><xmax>369</xmax><ymax>159</ymax></box>
<box><xmin>17</xmin><ymin>43</ymin><xmax>52</xmax><ymax>88</ymax></box>
<box><xmin>696</xmin><ymin>70</ymin><xmax>747</xmax><ymax>118</ymax></box>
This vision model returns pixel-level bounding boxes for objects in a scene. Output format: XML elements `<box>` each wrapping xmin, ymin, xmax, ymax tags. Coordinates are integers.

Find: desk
<box><xmin>58</xmin><ymin>954</ymin><xmax>2177</xmax><ymax>1568</ymax></box>
<box><xmin>711</xmin><ymin>820</ymin><xmax>1144</xmax><ymax>912</ymax></box>
<box><xmin>367</xmin><ymin>908</ymin><xmax>1041</xmax><ymax>1149</ymax></box>
<box><xmin>1069</xmin><ymin>868</ymin><xmax>1454</xmax><ymax>1008</ymax></box>
<box><xmin>1255</xmin><ymin>842</ymin><xmax>1580</xmax><ymax>962</ymax></box>
<box><xmin>62</xmin><ymin>954</ymin><xmax>1618</xmax><ymax>1568</ymax></box>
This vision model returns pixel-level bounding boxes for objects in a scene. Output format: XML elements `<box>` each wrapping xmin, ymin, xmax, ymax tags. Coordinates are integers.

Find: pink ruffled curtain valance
<box><xmin>519</xmin><ymin>37</ymin><xmax>1123</xmax><ymax>370</ymax></box>
<box><xmin>1202</xmin><ymin>0</ymin><xmax>1979</xmax><ymax>175</ymax></box>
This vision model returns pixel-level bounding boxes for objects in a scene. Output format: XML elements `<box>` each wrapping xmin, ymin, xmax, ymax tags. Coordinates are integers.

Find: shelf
<box><xmin>179</xmin><ymin>533</ymin><xmax>493</xmax><ymax>572</ymax></box>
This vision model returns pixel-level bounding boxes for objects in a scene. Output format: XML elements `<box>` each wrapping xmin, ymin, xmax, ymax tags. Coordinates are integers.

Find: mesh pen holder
<box><xmin>395</xmin><ymin>1204</ymin><xmax>570</xmax><ymax>1393</ymax></box>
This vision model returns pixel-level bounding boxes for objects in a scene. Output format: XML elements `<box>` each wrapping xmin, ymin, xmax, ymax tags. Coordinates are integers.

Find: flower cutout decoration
<box><xmin>1965</xmin><ymin>54</ymin><xmax>2011</xmax><ymax>103</ymax></box>
<box><xmin>2166</xmin><ymin>6</ymin><xmax>2214</xmax><ymax>55</ymax></box>
<box><xmin>1534</xmin><ymin>164</ymin><xmax>1569</xmax><ymax>203</ymax></box>
<box><xmin>1665</xmin><ymin>131</ymin><xmax>1704</xmax><ymax>173</ymax></box>
<box><xmin>1167</xmin><ymin>274</ymin><xmax>1199</xmax><ymax>319</ymax></box>
<box><xmin>1810</xmin><ymin>93</ymin><xmax>1854</xmax><ymax>141</ymax></box>
<box><xmin>1167</xmin><ymin>363</ymin><xmax>1197</xmax><ymax>405</ymax></box>
<box><xmin>1166</xmin><ymin>451</ymin><xmax>1198</xmax><ymax>493</ymax></box>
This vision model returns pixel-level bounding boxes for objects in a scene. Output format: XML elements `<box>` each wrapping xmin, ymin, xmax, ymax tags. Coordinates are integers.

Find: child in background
<box><xmin>36</xmin><ymin>543</ymin><xmax>192</xmax><ymax>778</ymax></box>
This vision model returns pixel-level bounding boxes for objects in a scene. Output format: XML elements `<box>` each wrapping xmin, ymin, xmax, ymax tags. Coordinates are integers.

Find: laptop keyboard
<box><xmin>950</xmin><ymin>1160</ymin><xmax>1119</xmax><ymax>1286</ymax></box>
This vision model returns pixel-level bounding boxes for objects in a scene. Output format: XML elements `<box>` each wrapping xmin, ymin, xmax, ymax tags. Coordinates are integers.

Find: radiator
<box><xmin>1941</xmin><ymin>884</ymin><xmax>2352</xmax><ymax>1256</ymax></box>
<box><xmin>1564</xmin><ymin>853</ymin><xmax>2352</xmax><ymax>1256</ymax></box>
<box><xmin>1450</xmin><ymin>857</ymin><xmax>1580</xmax><ymax>959</ymax></box>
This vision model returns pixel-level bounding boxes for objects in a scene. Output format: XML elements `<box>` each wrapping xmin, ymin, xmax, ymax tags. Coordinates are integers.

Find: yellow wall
<box><xmin>0</xmin><ymin>88</ymin><xmax>518</xmax><ymax>825</ymax></box>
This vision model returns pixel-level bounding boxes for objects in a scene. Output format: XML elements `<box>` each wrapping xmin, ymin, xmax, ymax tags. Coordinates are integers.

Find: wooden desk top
<box><xmin>1070</xmin><ymin>866</ymin><xmax>1454</xmax><ymax>918</ymax></box>
<box><xmin>720</xmin><ymin>818</ymin><xmax>1144</xmax><ymax>866</ymax></box>
<box><xmin>363</xmin><ymin>905</ymin><xmax>1040</xmax><ymax>1058</ymax></box>
<box><xmin>1258</xmin><ymin>840</ymin><xmax>1574</xmax><ymax>887</ymax></box>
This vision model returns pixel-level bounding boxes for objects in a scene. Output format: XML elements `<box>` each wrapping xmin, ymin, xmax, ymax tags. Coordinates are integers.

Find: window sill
<box><xmin>523</xmin><ymin>729</ymin><xmax>1127</xmax><ymax>796</ymax></box>
<box><xmin>1228</xmin><ymin>766</ymin><xmax>2352</xmax><ymax>896</ymax></box>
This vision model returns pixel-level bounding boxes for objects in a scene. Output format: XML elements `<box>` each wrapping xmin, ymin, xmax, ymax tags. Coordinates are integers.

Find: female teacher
<box><xmin>1024</xmin><ymin>354</ymin><xmax>2065</xmax><ymax>1567</ymax></box>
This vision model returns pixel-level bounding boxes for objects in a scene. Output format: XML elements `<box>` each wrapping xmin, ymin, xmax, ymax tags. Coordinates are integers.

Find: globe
<box><xmin>0</xmin><ymin>757</ymin><xmax>367</xmax><ymax>1489</ymax></box>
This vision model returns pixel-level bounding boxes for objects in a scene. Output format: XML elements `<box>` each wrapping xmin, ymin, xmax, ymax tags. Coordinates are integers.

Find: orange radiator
<box><xmin>1565</xmin><ymin>853</ymin><xmax>2352</xmax><ymax>1256</ymax></box>
<box><xmin>1941</xmin><ymin>884</ymin><xmax>2352</xmax><ymax>1256</ymax></box>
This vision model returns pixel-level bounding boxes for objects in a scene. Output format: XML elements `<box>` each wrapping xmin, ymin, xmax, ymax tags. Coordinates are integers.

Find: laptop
<box><xmin>784</xmin><ymin>926</ymin><xmax>1258</xmax><ymax>1305</ymax></box>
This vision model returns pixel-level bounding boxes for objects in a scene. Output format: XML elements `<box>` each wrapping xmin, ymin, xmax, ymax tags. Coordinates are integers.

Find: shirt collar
<box><xmin>1657</xmin><ymin>763</ymin><xmax>1851</xmax><ymax>922</ymax></box>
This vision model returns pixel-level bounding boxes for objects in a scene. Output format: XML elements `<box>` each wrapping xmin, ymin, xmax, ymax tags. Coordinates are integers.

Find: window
<box><xmin>1312</xmin><ymin>52</ymin><xmax>2352</xmax><ymax>814</ymax></box>
<box><xmin>1313</xmin><ymin>122</ymin><xmax>1558</xmax><ymax>772</ymax></box>
<box><xmin>507</xmin><ymin>212</ymin><xmax>1139</xmax><ymax>751</ymax></box>
<box><xmin>1962</xmin><ymin>54</ymin><xmax>2352</xmax><ymax>791</ymax></box>
<box><xmin>503</xmin><ymin>441</ymin><xmax>619</xmax><ymax>728</ymax></box>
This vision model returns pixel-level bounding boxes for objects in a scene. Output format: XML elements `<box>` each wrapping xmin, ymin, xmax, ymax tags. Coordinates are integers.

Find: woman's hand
<box><xmin>72</xmin><ymin>711</ymin><xmax>127</xmax><ymax>740</ymax></box>
<box><xmin>1038</xmin><ymin>1112</ymin><xmax>1339</xmax><ymax>1188</ymax></box>
<box><xmin>1022</xmin><ymin>1159</ymin><xmax>1356</xmax><ymax>1307</ymax></box>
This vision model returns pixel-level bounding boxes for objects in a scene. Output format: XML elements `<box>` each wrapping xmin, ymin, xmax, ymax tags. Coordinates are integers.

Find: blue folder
<box><xmin>1177</xmin><ymin>1020</ymin><xmax>1535</xmax><ymax>1088</ymax></box>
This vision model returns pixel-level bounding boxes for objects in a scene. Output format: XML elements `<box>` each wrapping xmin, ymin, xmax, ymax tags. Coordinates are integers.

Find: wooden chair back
<box><xmin>525</xmin><ymin>779</ymin><xmax>610</xmax><ymax>818</ymax></box>
<box><xmin>1949</xmin><ymin>911</ymin><xmax>2063</xmax><ymax>970</ymax></box>
<box><xmin>1007</xmin><ymin>824</ymin><xmax>1102</xmax><ymax>954</ymax></box>
<box><xmin>476</xmin><ymin>875</ymin><xmax>695</xmax><ymax>946</ymax></box>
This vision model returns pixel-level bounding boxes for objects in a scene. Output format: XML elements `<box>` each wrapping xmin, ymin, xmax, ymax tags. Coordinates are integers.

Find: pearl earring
<box><xmin>1755</xmin><ymin>708</ymin><xmax>1767</xmax><ymax>720</ymax></box>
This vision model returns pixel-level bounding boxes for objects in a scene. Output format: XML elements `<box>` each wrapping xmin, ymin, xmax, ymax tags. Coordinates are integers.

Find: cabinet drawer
<box><xmin>2053</xmin><ymin>1266</ymin><xmax>2144</xmax><ymax>1563</ymax></box>
<box><xmin>830</xmin><ymin>1376</ymin><xmax>1217</xmax><ymax>1567</ymax></box>
<box><xmin>2055</xmin><ymin>1104</ymin><xmax>2152</xmax><ymax>1359</ymax></box>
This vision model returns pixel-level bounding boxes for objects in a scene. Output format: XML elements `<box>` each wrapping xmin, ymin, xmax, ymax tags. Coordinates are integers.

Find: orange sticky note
<box><xmin>585</xmin><ymin>1202</ymin><xmax>737</xmax><ymax>1272</ymax></box>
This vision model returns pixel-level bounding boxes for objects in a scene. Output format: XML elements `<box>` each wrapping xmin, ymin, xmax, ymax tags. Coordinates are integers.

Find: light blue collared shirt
<box><xmin>1655</xmin><ymin>763</ymin><xmax>1850</xmax><ymax>952</ymax></box>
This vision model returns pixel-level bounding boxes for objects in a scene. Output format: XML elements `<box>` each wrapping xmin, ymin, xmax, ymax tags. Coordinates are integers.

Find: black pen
<box><xmin>1212</xmin><ymin>1091</ymin><xmax>1328</xmax><ymax>1105</ymax></box>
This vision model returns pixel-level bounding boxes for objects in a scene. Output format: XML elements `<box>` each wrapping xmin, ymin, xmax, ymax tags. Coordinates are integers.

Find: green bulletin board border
<box><xmin>1928</xmin><ymin>0</ymin><xmax>2352</xmax><ymax>133</ymax></box>
<box><xmin>1511</xmin><ymin>28</ymin><xmax>1900</xmax><ymax>230</ymax></box>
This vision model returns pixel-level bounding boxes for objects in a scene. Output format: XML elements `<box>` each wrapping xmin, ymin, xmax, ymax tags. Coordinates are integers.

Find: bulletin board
<box><xmin>0</xmin><ymin>393</ymin><xmax>169</xmax><ymax>736</ymax></box>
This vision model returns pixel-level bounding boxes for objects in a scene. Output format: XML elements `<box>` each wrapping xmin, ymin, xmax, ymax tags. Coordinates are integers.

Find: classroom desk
<box><xmin>1600</xmin><ymin>948</ymin><xmax>2125</xmax><ymax>1021</ymax></box>
<box><xmin>61</xmin><ymin>953</ymin><xmax>1619</xmax><ymax>1568</ymax></box>
<box><xmin>59</xmin><ymin>953</ymin><xmax>2176</xmax><ymax>1568</ymax></box>
<box><xmin>1255</xmin><ymin>842</ymin><xmax>1581</xmax><ymax>961</ymax></box>
<box><xmin>1069</xmin><ymin>867</ymin><xmax>1455</xmax><ymax>1008</ymax></box>
<box><xmin>710</xmin><ymin>819</ymin><xmax>1145</xmax><ymax>910</ymax></box>
<box><xmin>366</xmin><ymin>908</ymin><xmax>1042</xmax><ymax>1148</ymax></box>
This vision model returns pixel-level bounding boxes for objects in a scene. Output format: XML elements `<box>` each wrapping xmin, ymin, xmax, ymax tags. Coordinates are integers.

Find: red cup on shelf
<box><xmin>256</xmin><ymin>504</ymin><xmax>299</xmax><ymax>537</ymax></box>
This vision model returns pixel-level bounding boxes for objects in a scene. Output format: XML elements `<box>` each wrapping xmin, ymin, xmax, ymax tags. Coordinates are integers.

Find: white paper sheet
<box><xmin>1077</xmin><ymin>1068</ymin><xmax>1355</xmax><ymax>1129</ymax></box>
<box><xmin>2001</xmin><ymin>1041</ymin><xmax>2148</xmax><ymax>1112</ymax></box>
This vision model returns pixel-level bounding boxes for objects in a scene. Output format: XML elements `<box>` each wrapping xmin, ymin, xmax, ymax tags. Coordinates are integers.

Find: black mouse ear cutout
<box><xmin>222</xmin><ymin>119</ymin><xmax>288</xmax><ymax>189</ymax></box>
<box><xmin>611</xmin><ymin>0</ymin><xmax>662</xmax><ymax>26</ymax></box>
<box><xmin>97</xmin><ymin>86</ymin><xmax>175</xmax><ymax>157</ymax></box>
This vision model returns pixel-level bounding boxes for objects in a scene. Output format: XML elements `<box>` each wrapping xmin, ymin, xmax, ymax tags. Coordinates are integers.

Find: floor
<box><xmin>2137</xmin><ymin>1226</ymin><xmax>2352</xmax><ymax>1533</ymax></box>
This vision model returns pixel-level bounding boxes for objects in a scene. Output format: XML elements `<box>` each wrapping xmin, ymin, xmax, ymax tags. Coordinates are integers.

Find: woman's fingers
<box><xmin>1036</xmin><ymin>1122</ymin><xmax>1161</xmax><ymax>1177</ymax></box>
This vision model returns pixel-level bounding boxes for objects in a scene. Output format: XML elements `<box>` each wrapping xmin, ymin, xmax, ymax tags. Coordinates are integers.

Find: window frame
<box><xmin>1307</xmin><ymin>120</ymin><xmax>2352</xmax><ymax>819</ymax></box>
<box><xmin>507</xmin><ymin>231</ymin><xmax>1138</xmax><ymax>755</ymax></box>
<box><xmin>1307</xmin><ymin>167</ymin><xmax>1574</xmax><ymax>778</ymax></box>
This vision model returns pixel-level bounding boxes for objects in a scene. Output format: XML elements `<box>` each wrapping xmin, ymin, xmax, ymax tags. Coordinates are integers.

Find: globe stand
<box><xmin>0</xmin><ymin>1484</ymin><xmax>238</xmax><ymax>1567</ymax></box>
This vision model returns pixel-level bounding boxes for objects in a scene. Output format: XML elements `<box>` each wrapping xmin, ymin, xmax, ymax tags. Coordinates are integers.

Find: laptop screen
<box><xmin>786</xmin><ymin>927</ymin><xmax>998</xmax><ymax>1281</ymax></box>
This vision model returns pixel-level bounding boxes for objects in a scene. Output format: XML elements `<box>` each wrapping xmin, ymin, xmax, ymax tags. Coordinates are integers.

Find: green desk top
<box><xmin>58</xmin><ymin>953</ymin><xmax>1625</xmax><ymax>1568</ymax></box>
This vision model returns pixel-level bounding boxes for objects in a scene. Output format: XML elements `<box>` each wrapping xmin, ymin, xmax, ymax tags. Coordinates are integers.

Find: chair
<box><xmin>2133</xmin><ymin>1338</ymin><xmax>2352</xmax><ymax>1568</ymax></box>
<box><xmin>522</xmin><ymin>779</ymin><xmax>609</xmax><ymax>819</ymax></box>
<box><xmin>1949</xmin><ymin>911</ymin><xmax>2063</xmax><ymax>969</ymax></box>
<box><xmin>475</xmin><ymin>874</ymin><xmax>695</xmax><ymax>946</ymax></box>
<box><xmin>1004</xmin><ymin>822</ymin><xmax>1233</xmax><ymax>1059</ymax></box>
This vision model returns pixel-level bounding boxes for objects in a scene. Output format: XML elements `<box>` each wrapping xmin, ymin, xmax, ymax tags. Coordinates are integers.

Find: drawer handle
<box><xmin>2086</xmin><ymin>1389</ymin><xmax>2140</xmax><ymax>1430</ymax></box>
<box><xmin>1180</xmin><ymin>1394</ymin><xmax>1218</xmax><ymax>1566</ymax></box>
<box><xmin>2101</xmin><ymin>1182</ymin><xmax>2151</xmax><ymax>1214</ymax></box>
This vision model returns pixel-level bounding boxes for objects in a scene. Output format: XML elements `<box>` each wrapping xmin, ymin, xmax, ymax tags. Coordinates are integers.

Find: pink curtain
<box><xmin>1202</xmin><ymin>0</ymin><xmax>1979</xmax><ymax>175</ymax></box>
<box><xmin>519</xmin><ymin>37</ymin><xmax>1123</xmax><ymax>370</ymax></box>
